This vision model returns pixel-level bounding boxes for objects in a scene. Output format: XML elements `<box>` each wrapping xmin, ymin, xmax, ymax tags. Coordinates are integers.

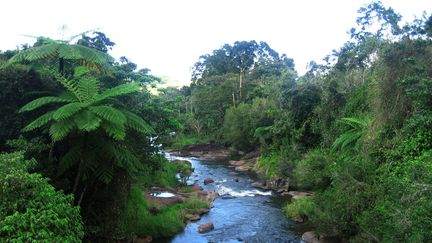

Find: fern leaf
<box><xmin>49</xmin><ymin>119</ymin><xmax>75</xmax><ymax>141</ymax></box>
<box><xmin>94</xmin><ymin>82</ymin><xmax>141</xmax><ymax>104</ymax></box>
<box><xmin>97</xmin><ymin>141</ymin><xmax>141</xmax><ymax>174</ymax></box>
<box><xmin>22</xmin><ymin>111</ymin><xmax>55</xmax><ymax>132</ymax></box>
<box><xmin>77</xmin><ymin>76</ymin><xmax>100</xmax><ymax>103</ymax></box>
<box><xmin>58</xmin><ymin>145</ymin><xmax>81</xmax><ymax>175</ymax></box>
<box><xmin>89</xmin><ymin>105</ymin><xmax>126</xmax><ymax>125</ymax></box>
<box><xmin>19</xmin><ymin>96</ymin><xmax>71</xmax><ymax>112</ymax></box>
<box><xmin>94</xmin><ymin>163</ymin><xmax>115</xmax><ymax>184</ymax></box>
<box><xmin>73</xmin><ymin>110</ymin><xmax>102</xmax><ymax>132</ymax></box>
<box><xmin>72</xmin><ymin>44</ymin><xmax>114</xmax><ymax>65</ymax></box>
<box><xmin>100</xmin><ymin>120</ymin><xmax>126</xmax><ymax>140</ymax></box>
<box><xmin>53</xmin><ymin>102</ymin><xmax>83</xmax><ymax>121</ymax></box>
<box><xmin>9</xmin><ymin>43</ymin><xmax>58</xmax><ymax>63</ymax></box>
<box><xmin>121</xmin><ymin>109</ymin><xmax>154</xmax><ymax>134</ymax></box>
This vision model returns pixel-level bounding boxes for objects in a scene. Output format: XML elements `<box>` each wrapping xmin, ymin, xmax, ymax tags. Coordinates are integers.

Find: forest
<box><xmin>1</xmin><ymin>1</ymin><xmax>432</xmax><ymax>243</ymax></box>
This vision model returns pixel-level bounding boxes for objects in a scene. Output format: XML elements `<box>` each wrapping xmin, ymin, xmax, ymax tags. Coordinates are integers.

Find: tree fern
<box><xmin>19</xmin><ymin>65</ymin><xmax>154</xmax><ymax>193</ymax></box>
<box><xmin>50</xmin><ymin>119</ymin><xmax>76</xmax><ymax>141</ymax></box>
<box><xmin>121</xmin><ymin>109</ymin><xmax>154</xmax><ymax>134</ymax></box>
<box><xmin>101</xmin><ymin>121</ymin><xmax>126</xmax><ymax>140</ymax></box>
<box><xmin>9</xmin><ymin>37</ymin><xmax>114</xmax><ymax>69</ymax></box>
<box><xmin>94</xmin><ymin>82</ymin><xmax>141</xmax><ymax>104</ymax></box>
<box><xmin>332</xmin><ymin>116</ymin><xmax>370</xmax><ymax>153</ymax></box>
<box><xmin>58</xmin><ymin>145</ymin><xmax>81</xmax><ymax>176</ymax></box>
<box><xmin>89</xmin><ymin>105</ymin><xmax>126</xmax><ymax>125</ymax></box>
<box><xmin>19</xmin><ymin>96</ymin><xmax>72</xmax><ymax>112</ymax></box>
<box><xmin>73</xmin><ymin>110</ymin><xmax>102</xmax><ymax>132</ymax></box>
<box><xmin>22</xmin><ymin>111</ymin><xmax>55</xmax><ymax>132</ymax></box>
<box><xmin>53</xmin><ymin>103</ymin><xmax>83</xmax><ymax>121</ymax></box>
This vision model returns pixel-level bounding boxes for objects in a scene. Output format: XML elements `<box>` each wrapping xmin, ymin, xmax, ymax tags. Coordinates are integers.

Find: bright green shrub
<box><xmin>121</xmin><ymin>186</ymin><xmax>184</xmax><ymax>238</ymax></box>
<box><xmin>356</xmin><ymin>151</ymin><xmax>432</xmax><ymax>242</ymax></box>
<box><xmin>292</xmin><ymin>149</ymin><xmax>332</xmax><ymax>190</ymax></box>
<box><xmin>223</xmin><ymin>98</ymin><xmax>277</xmax><ymax>151</ymax></box>
<box><xmin>256</xmin><ymin>151</ymin><xmax>282</xmax><ymax>178</ymax></box>
<box><xmin>284</xmin><ymin>197</ymin><xmax>316</xmax><ymax>220</ymax></box>
<box><xmin>0</xmin><ymin>152</ymin><xmax>84</xmax><ymax>242</ymax></box>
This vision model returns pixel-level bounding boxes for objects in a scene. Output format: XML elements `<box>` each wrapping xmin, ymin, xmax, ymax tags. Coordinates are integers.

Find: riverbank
<box><xmin>168</xmin><ymin>144</ymin><xmax>338</xmax><ymax>243</ymax></box>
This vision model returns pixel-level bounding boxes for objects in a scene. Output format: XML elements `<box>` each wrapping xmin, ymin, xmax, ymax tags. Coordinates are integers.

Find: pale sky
<box><xmin>1</xmin><ymin>0</ymin><xmax>431</xmax><ymax>86</ymax></box>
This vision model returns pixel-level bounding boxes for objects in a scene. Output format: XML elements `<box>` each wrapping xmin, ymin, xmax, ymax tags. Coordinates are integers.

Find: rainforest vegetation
<box><xmin>1</xmin><ymin>1</ymin><xmax>432</xmax><ymax>242</ymax></box>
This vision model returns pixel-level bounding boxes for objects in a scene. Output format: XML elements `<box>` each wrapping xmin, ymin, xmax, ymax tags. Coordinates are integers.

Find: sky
<box><xmin>1</xmin><ymin>0</ymin><xmax>431</xmax><ymax>87</ymax></box>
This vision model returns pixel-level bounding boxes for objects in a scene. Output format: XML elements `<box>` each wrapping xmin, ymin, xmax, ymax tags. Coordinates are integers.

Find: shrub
<box><xmin>284</xmin><ymin>197</ymin><xmax>316</xmax><ymax>220</ymax></box>
<box><xmin>223</xmin><ymin>98</ymin><xmax>277</xmax><ymax>151</ymax></box>
<box><xmin>0</xmin><ymin>152</ymin><xmax>84</xmax><ymax>242</ymax></box>
<box><xmin>292</xmin><ymin>149</ymin><xmax>332</xmax><ymax>190</ymax></box>
<box><xmin>121</xmin><ymin>186</ymin><xmax>185</xmax><ymax>238</ymax></box>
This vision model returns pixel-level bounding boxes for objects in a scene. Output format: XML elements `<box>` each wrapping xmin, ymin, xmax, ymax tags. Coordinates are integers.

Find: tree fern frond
<box><xmin>94</xmin><ymin>82</ymin><xmax>141</xmax><ymax>104</ymax></box>
<box><xmin>58</xmin><ymin>44</ymin><xmax>83</xmax><ymax>60</ymax></box>
<box><xmin>49</xmin><ymin>119</ymin><xmax>75</xmax><ymax>141</ymax></box>
<box><xmin>121</xmin><ymin>109</ymin><xmax>154</xmax><ymax>134</ymax></box>
<box><xmin>94</xmin><ymin>163</ymin><xmax>115</xmax><ymax>184</ymax></box>
<box><xmin>19</xmin><ymin>96</ymin><xmax>72</xmax><ymax>113</ymax></box>
<box><xmin>97</xmin><ymin>141</ymin><xmax>141</xmax><ymax>175</ymax></box>
<box><xmin>22</xmin><ymin>111</ymin><xmax>55</xmax><ymax>132</ymax></box>
<box><xmin>73</xmin><ymin>110</ymin><xmax>102</xmax><ymax>132</ymax></box>
<box><xmin>58</xmin><ymin>91</ymin><xmax>79</xmax><ymax>102</ymax></box>
<box><xmin>73</xmin><ymin>44</ymin><xmax>114</xmax><ymax>65</ymax></box>
<box><xmin>100</xmin><ymin>121</ymin><xmax>126</xmax><ymax>140</ymax></box>
<box><xmin>53</xmin><ymin>102</ymin><xmax>83</xmax><ymax>121</ymax></box>
<box><xmin>9</xmin><ymin>43</ymin><xmax>58</xmax><ymax>63</ymax></box>
<box><xmin>58</xmin><ymin>145</ymin><xmax>81</xmax><ymax>175</ymax></box>
<box><xmin>77</xmin><ymin>76</ymin><xmax>100</xmax><ymax>103</ymax></box>
<box><xmin>52</xmin><ymin>72</ymin><xmax>82</xmax><ymax>99</ymax></box>
<box><xmin>90</xmin><ymin>105</ymin><xmax>126</xmax><ymax>125</ymax></box>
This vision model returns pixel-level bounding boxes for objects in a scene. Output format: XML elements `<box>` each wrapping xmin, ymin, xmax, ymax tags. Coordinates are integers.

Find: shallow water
<box><xmin>164</xmin><ymin>153</ymin><xmax>302</xmax><ymax>243</ymax></box>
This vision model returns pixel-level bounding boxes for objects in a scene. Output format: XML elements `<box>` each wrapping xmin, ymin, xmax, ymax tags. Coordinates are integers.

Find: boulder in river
<box><xmin>204</xmin><ymin>178</ymin><xmax>214</xmax><ymax>185</ymax></box>
<box><xmin>198</xmin><ymin>222</ymin><xmax>214</xmax><ymax>233</ymax></box>
<box><xmin>302</xmin><ymin>231</ymin><xmax>320</xmax><ymax>243</ymax></box>
<box><xmin>251</xmin><ymin>181</ymin><xmax>268</xmax><ymax>190</ymax></box>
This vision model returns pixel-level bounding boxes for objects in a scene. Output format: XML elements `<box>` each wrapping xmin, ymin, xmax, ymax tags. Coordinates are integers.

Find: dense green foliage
<box><xmin>1</xmin><ymin>2</ymin><xmax>431</xmax><ymax>242</ymax></box>
<box><xmin>162</xmin><ymin>2</ymin><xmax>432</xmax><ymax>242</ymax></box>
<box><xmin>0</xmin><ymin>32</ymin><xmax>182</xmax><ymax>241</ymax></box>
<box><xmin>0</xmin><ymin>152</ymin><xmax>84</xmax><ymax>242</ymax></box>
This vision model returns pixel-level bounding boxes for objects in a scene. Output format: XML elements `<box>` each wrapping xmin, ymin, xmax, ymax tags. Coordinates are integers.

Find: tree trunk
<box><xmin>72</xmin><ymin>132</ymin><xmax>89</xmax><ymax>195</ymax></box>
<box><xmin>59</xmin><ymin>57</ymin><xmax>64</xmax><ymax>75</ymax></box>
<box><xmin>232</xmin><ymin>92</ymin><xmax>236</xmax><ymax>108</ymax></box>
<box><xmin>239</xmin><ymin>69</ymin><xmax>244</xmax><ymax>100</ymax></box>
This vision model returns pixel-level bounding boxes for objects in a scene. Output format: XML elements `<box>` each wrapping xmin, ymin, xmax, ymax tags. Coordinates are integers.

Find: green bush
<box><xmin>284</xmin><ymin>197</ymin><xmax>316</xmax><ymax>220</ymax></box>
<box><xmin>121</xmin><ymin>186</ymin><xmax>185</xmax><ymax>238</ymax></box>
<box><xmin>0</xmin><ymin>152</ymin><xmax>84</xmax><ymax>242</ymax></box>
<box><xmin>256</xmin><ymin>151</ymin><xmax>282</xmax><ymax>178</ymax></box>
<box><xmin>222</xmin><ymin>98</ymin><xmax>277</xmax><ymax>151</ymax></box>
<box><xmin>355</xmin><ymin>151</ymin><xmax>432</xmax><ymax>242</ymax></box>
<box><xmin>292</xmin><ymin>149</ymin><xmax>332</xmax><ymax>190</ymax></box>
<box><xmin>168</xmin><ymin>134</ymin><xmax>209</xmax><ymax>149</ymax></box>
<box><xmin>138</xmin><ymin>156</ymin><xmax>178</xmax><ymax>188</ymax></box>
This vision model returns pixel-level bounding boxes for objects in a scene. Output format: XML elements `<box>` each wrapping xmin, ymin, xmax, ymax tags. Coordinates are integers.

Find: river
<box><xmin>163</xmin><ymin>152</ymin><xmax>303</xmax><ymax>243</ymax></box>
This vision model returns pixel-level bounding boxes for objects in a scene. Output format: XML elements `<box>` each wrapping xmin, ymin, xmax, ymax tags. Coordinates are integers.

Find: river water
<box><xmin>164</xmin><ymin>153</ymin><xmax>303</xmax><ymax>243</ymax></box>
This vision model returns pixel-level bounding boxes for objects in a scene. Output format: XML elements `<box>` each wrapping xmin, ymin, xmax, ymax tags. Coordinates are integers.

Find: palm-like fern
<box><xmin>9</xmin><ymin>36</ymin><xmax>114</xmax><ymax>71</ymax></box>
<box><xmin>20</xmin><ymin>66</ymin><xmax>153</xmax><ymax>191</ymax></box>
<box><xmin>332</xmin><ymin>117</ymin><xmax>371</xmax><ymax>154</ymax></box>
<box><xmin>20</xmin><ymin>66</ymin><xmax>153</xmax><ymax>141</ymax></box>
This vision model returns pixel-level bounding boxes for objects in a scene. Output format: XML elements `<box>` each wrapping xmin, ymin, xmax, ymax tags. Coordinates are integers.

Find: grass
<box><xmin>284</xmin><ymin>197</ymin><xmax>315</xmax><ymax>220</ymax></box>
<box><xmin>137</xmin><ymin>157</ymin><xmax>178</xmax><ymax>188</ymax></box>
<box><xmin>121</xmin><ymin>186</ymin><xmax>210</xmax><ymax>239</ymax></box>
<box><xmin>256</xmin><ymin>151</ymin><xmax>282</xmax><ymax>178</ymax></box>
<box><xmin>168</xmin><ymin>134</ymin><xmax>209</xmax><ymax>149</ymax></box>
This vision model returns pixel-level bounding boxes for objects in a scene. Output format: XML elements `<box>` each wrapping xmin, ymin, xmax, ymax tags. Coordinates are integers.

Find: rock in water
<box><xmin>302</xmin><ymin>231</ymin><xmax>320</xmax><ymax>243</ymax></box>
<box><xmin>198</xmin><ymin>222</ymin><xmax>214</xmax><ymax>233</ymax></box>
<box><xmin>204</xmin><ymin>178</ymin><xmax>214</xmax><ymax>185</ymax></box>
